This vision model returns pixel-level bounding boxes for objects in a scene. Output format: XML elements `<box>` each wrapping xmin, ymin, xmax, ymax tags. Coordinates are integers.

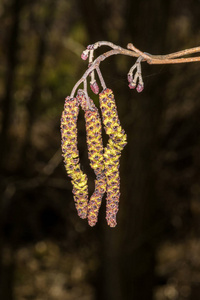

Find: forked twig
<box><xmin>70</xmin><ymin>41</ymin><xmax>200</xmax><ymax>97</ymax></box>
<box><xmin>127</xmin><ymin>43</ymin><xmax>200</xmax><ymax>64</ymax></box>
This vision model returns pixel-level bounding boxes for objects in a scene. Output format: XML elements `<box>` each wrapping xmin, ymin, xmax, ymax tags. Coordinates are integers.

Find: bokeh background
<box><xmin>1</xmin><ymin>0</ymin><xmax>200</xmax><ymax>299</ymax></box>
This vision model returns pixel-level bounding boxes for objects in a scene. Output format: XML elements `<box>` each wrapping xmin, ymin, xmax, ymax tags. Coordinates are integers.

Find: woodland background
<box><xmin>1</xmin><ymin>0</ymin><xmax>200</xmax><ymax>299</ymax></box>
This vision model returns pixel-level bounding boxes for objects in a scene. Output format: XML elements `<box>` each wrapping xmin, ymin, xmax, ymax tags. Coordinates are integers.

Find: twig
<box><xmin>127</xmin><ymin>43</ymin><xmax>200</xmax><ymax>64</ymax></box>
<box><xmin>70</xmin><ymin>48</ymin><xmax>136</xmax><ymax>98</ymax></box>
<box><xmin>96</xmin><ymin>66</ymin><xmax>106</xmax><ymax>90</ymax></box>
<box><xmin>70</xmin><ymin>41</ymin><xmax>200</xmax><ymax>97</ymax></box>
<box><xmin>145</xmin><ymin>56</ymin><xmax>200</xmax><ymax>64</ymax></box>
<box><xmin>83</xmin><ymin>80</ymin><xmax>93</xmax><ymax>110</ymax></box>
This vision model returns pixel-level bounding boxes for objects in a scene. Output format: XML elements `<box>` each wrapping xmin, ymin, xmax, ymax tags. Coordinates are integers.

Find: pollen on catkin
<box><xmin>77</xmin><ymin>91</ymin><xmax>106</xmax><ymax>226</ymax></box>
<box><xmin>99</xmin><ymin>88</ymin><xmax>127</xmax><ymax>227</ymax></box>
<box><xmin>60</xmin><ymin>96</ymin><xmax>88</xmax><ymax>219</ymax></box>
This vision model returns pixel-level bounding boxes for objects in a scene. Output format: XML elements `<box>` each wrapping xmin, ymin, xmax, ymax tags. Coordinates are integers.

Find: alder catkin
<box><xmin>77</xmin><ymin>91</ymin><xmax>106</xmax><ymax>226</ymax></box>
<box><xmin>99</xmin><ymin>88</ymin><xmax>127</xmax><ymax>227</ymax></box>
<box><xmin>60</xmin><ymin>96</ymin><xmax>88</xmax><ymax>219</ymax></box>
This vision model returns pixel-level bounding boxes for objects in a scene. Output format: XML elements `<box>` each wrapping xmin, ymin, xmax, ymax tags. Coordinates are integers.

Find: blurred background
<box><xmin>1</xmin><ymin>0</ymin><xmax>200</xmax><ymax>299</ymax></box>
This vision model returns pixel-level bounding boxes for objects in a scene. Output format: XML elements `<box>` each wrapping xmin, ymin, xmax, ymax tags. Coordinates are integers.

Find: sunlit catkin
<box><xmin>60</xmin><ymin>96</ymin><xmax>88</xmax><ymax>219</ymax></box>
<box><xmin>77</xmin><ymin>91</ymin><xmax>106</xmax><ymax>226</ymax></box>
<box><xmin>99</xmin><ymin>88</ymin><xmax>127</xmax><ymax>227</ymax></box>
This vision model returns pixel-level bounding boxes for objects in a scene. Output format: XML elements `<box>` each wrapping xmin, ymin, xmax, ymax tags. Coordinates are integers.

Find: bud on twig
<box><xmin>81</xmin><ymin>49</ymin><xmax>89</xmax><ymax>60</ymax></box>
<box><xmin>136</xmin><ymin>83</ymin><xmax>144</xmax><ymax>93</ymax></box>
<box><xmin>128</xmin><ymin>82</ymin><xmax>136</xmax><ymax>89</ymax></box>
<box><xmin>90</xmin><ymin>80</ymin><xmax>99</xmax><ymax>94</ymax></box>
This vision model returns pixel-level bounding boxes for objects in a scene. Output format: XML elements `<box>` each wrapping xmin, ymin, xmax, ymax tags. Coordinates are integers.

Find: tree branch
<box><xmin>70</xmin><ymin>41</ymin><xmax>200</xmax><ymax>97</ymax></box>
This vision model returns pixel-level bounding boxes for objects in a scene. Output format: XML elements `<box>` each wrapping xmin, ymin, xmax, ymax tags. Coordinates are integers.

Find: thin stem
<box><xmin>128</xmin><ymin>56</ymin><xmax>143</xmax><ymax>76</ymax></box>
<box><xmin>70</xmin><ymin>48</ymin><xmax>135</xmax><ymax>98</ymax></box>
<box><xmin>89</xmin><ymin>49</ymin><xmax>95</xmax><ymax>84</ymax></box>
<box><xmin>146</xmin><ymin>46</ymin><xmax>200</xmax><ymax>59</ymax></box>
<box><xmin>148</xmin><ymin>56</ymin><xmax>200</xmax><ymax>64</ymax></box>
<box><xmin>84</xmin><ymin>80</ymin><xmax>92</xmax><ymax>110</ymax></box>
<box><xmin>127</xmin><ymin>42</ymin><xmax>200</xmax><ymax>64</ymax></box>
<box><xmin>96</xmin><ymin>67</ymin><xmax>106</xmax><ymax>90</ymax></box>
<box><xmin>93</xmin><ymin>41</ymin><xmax>124</xmax><ymax>51</ymax></box>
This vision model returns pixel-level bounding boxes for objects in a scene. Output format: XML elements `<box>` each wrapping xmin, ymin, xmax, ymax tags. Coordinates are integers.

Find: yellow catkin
<box><xmin>99</xmin><ymin>88</ymin><xmax>127</xmax><ymax>227</ymax></box>
<box><xmin>77</xmin><ymin>91</ymin><xmax>106</xmax><ymax>226</ymax></box>
<box><xmin>60</xmin><ymin>96</ymin><xmax>88</xmax><ymax>219</ymax></box>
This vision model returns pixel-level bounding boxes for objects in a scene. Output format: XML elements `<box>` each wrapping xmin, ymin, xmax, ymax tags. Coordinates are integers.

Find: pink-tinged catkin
<box><xmin>90</xmin><ymin>81</ymin><xmax>99</xmax><ymax>94</ymax></box>
<box><xmin>136</xmin><ymin>83</ymin><xmax>144</xmax><ymax>93</ymax></box>
<box><xmin>99</xmin><ymin>88</ymin><xmax>127</xmax><ymax>227</ymax></box>
<box><xmin>77</xmin><ymin>93</ymin><xmax>106</xmax><ymax>226</ymax></box>
<box><xmin>81</xmin><ymin>50</ymin><xmax>89</xmax><ymax>60</ymax></box>
<box><xmin>60</xmin><ymin>96</ymin><xmax>88</xmax><ymax>219</ymax></box>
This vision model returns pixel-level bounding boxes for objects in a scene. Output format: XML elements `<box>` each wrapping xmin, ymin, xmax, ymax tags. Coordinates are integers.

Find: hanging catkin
<box><xmin>60</xmin><ymin>96</ymin><xmax>88</xmax><ymax>219</ymax></box>
<box><xmin>77</xmin><ymin>91</ymin><xmax>106</xmax><ymax>226</ymax></box>
<box><xmin>99</xmin><ymin>88</ymin><xmax>127</xmax><ymax>227</ymax></box>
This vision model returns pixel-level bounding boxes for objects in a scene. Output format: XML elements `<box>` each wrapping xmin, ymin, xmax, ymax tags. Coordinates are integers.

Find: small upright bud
<box><xmin>90</xmin><ymin>81</ymin><xmax>99</xmax><ymax>94</ymax></box>
<box><xmin>128</xmin><ymin>82</ymin><xmax>136</xmax><ymax>89</ymax></box>
<box><xmin>127</xmin><ymin>73</ymin><xmax>133</xmax><ymax>83</ymax></box>
<box><xmin>136</xmin><ymin>83</ymin><xmax>144</xmax><ymax>93</ymax></box>
<box><xmin>81</xmin><ymin>50</ymin><xmax>89</xmax><ymax>60</ymax></box>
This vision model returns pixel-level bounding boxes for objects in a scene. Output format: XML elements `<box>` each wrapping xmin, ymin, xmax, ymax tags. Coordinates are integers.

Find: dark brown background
<box><xmin>0</xmin><ymin>0</ymin><xmax>200</xmax><ymax>299</ymax></box>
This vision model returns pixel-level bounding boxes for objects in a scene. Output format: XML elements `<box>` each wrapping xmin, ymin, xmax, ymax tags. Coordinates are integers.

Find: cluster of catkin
<box><xmin>61</xmin><ymin>88</ymin><xmax>127</xmax><ymax>227</ymax></box>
